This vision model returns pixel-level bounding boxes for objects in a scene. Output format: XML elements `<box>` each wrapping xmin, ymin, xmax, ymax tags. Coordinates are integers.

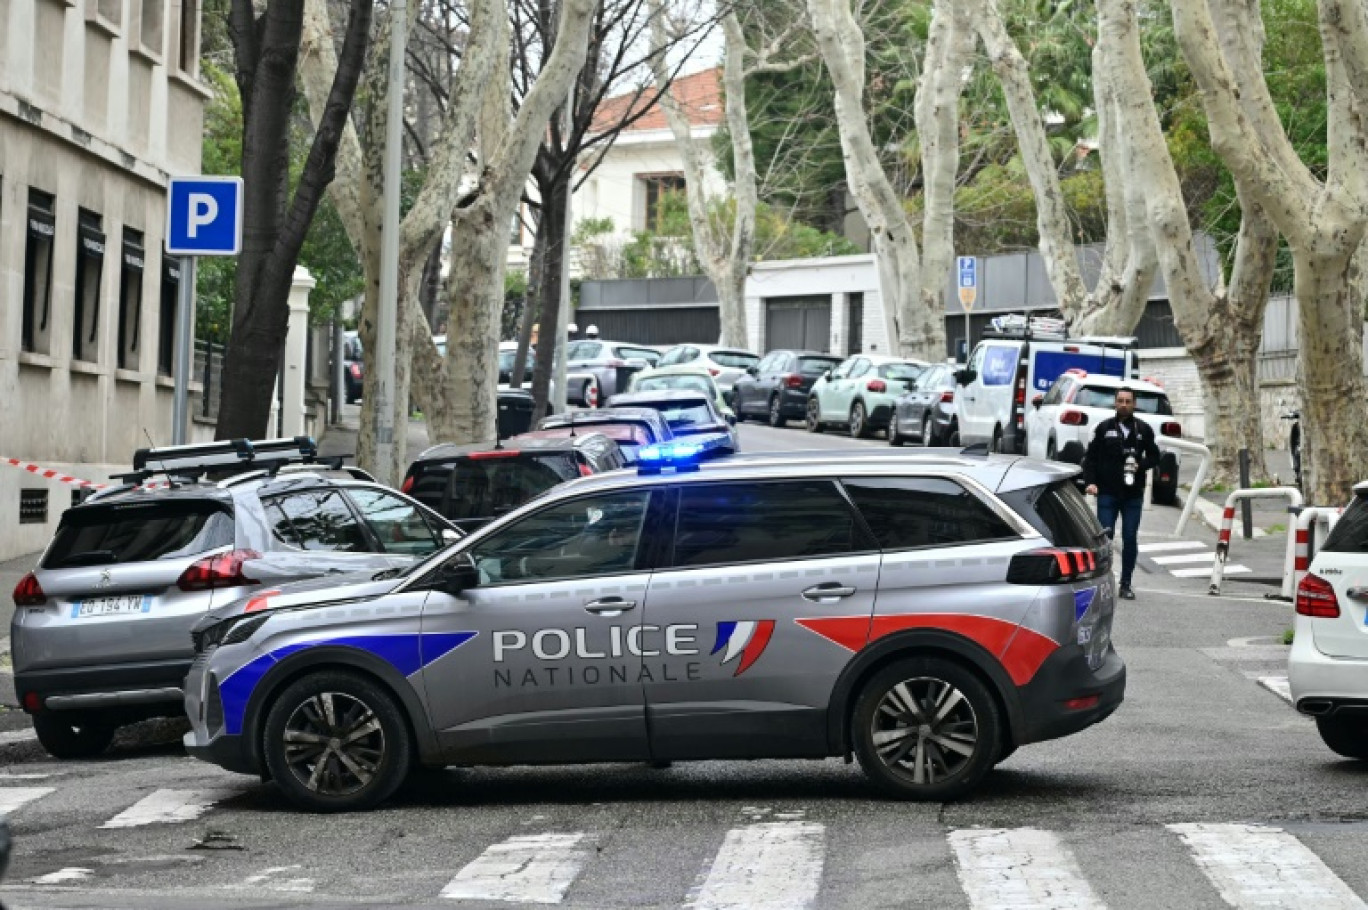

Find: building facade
<box><xmin>0</xmin><ymin>0</ymin><xmax>208</xmax><ymax>560</ymax></box>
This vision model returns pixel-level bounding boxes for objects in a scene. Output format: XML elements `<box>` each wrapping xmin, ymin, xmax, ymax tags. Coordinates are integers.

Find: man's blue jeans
<box><xmin>1097</xmin><ymin>493</ymin><xmax>1143</xmax><ymax>587</ymax></box>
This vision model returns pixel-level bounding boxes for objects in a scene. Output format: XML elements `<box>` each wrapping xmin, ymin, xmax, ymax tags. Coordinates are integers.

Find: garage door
<box><xmin>766</xmin><ymin>297</ymin><xmax>831</xmax><ymax>352</ymax></box>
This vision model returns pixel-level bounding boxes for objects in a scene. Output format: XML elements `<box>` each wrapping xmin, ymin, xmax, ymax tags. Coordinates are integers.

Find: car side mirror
<box><xmin>1031</xmin><ymin>394</ymin><xmax>1044</xmax><ymax>409</ymax></box>
<box><xmin>440</xmin><ymin>527</ymin><xmax>461</xmax><ymax>546</ymax></box>
<box><xmin>431</xmin><ymin>554</ymin><xmax>479</xmax><ymax>595</ymax></box>
<box><xmin>955</xmin><ymin>369</ymin><xmax>976</xmax><ymax>385</ymax></box>
<box><xmin>726</xmin><ymin>412</ymin><xmax>737</xmax><ymax>426</ymax></box>
<box><xmin>745</xmin><ymin>365</ymin><xmax>758</xmax><ymax>376</ymax></box>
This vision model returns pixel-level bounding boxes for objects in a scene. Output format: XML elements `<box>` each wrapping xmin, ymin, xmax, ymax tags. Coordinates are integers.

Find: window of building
<box><xmin>117</xmin><ymin>228</ymin><xmax>145</xmax><ymax>370</ymax></box>
<box><xmin>640</xmin><ymin>174</ymin><xmax>685</xmax><ymax>232</ymax></box>
<box><xmin>158</xmin><ymin>258</ymin><xmax>180</xmax><ymax>376</ymax></box>
<box><xmin>510</xmin><ymin>208</ymin><xmax>523</xmax><ymax>245</ymax></box>
<box><xmin>73</xmin><ymin>210</ymin><xmax>107</xmax><ymax>363</ymax></box>
<box><xmin>22</xmin><ymin>190</ymin><xmax>56</xmax><ymax>356</ymax></box>
<box><xmin>176</xmin><ymin>0</ymin><xmax>200</xmax><ymax>76</ymax></box>
<box><xmin>139</xmin><ymin>0</ymin><xmax>165</xmax><ymax>55</ymax></box>
<box><xmin>89</xmin><ymin>0</ymin><xmax>123</xmax><ymax>32</ymax></box>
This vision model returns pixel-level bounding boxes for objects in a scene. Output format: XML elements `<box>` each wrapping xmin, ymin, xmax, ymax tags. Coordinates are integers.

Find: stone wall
<box><xmin>1135</xmin><ymin>349</ymin><xmax>1205</xmax><ymax>441</ymax></box>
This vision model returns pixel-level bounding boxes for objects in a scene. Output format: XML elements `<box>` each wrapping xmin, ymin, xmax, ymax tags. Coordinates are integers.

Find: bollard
<box><xmin>1157</xmin><ymin>436</ymin><xmax>1212</xmax><ymax>538</ymax></box>
<box><xmin>1278</xmin><ymin>506</ymin><xmax>1345</xmax><ymax>600</ymax></box>
<box><xmin>1239</xmin><ymin>449</ymin><xmax>1253</xmax><ymax>540</ymax></box>
<box><xmin>1209</xmin><ymin>487</ymin><xmax>1303</xmax><ymax>595</ymax></box>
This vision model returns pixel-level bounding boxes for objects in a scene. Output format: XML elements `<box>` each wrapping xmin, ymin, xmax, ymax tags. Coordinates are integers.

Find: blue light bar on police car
<box><xmin>637</xmin><ymin>432</ymin><xmax>731</xmax><ymax>473</ymax></box>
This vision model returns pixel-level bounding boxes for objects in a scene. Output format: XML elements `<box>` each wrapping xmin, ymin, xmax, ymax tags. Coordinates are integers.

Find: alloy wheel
<box><xmin>282</xmin><ymin>692</ymin><xmax>386</xmax><ymax>797</ymax></box>
<box><xmin>869</xmin><ymin>676</ymin><xmax>979</xmax><ymax>786</ymax></box>
<box><xmin>921</xmin><ymin>416</ymin><xmax>935</xmax><ymax>447</ymax></box>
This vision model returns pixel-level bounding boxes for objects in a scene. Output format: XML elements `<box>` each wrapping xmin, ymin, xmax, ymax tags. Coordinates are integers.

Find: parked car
<box><xmin>646</xmin><ymin>344</ymin><xmax>760</xmax><ymax>401</ymax></box>
<box><xmin>627</xmin><ymin>368</ymin><xmax>733</xmax><ymax>420</ymax></box>
<box><xmin>955</xmin><ymin>316</ymin><xmax>1140</xmax><ymax>454</ymax></box>
<box><xmin>565</xmin><ymin>339</ymin><xmax>663</xmax><ymax>400</ymax></box>
<box><xmin>890</xmin><ymin>363</ymin><xmax>960</xmax><ymax>446</ymax></box>
<box><xmin>343</xmin><ymin>331</ymin><xmax>363</xmax><ymax>404</ymax></box>
<box><xmin>732</xmin><ymin>350</ymin><xmax>843</xmax><ymax>428</ymax></box>
<box><xmin>807</xmin><ymin>355</ymin><xmax>928</xmax><ymax>439</ymax></box>
<box><xmin>9</xmin><ymin>438</ymin><xmax>459</xmax><ymax>759</ymax></box>
<box><xmin>1289</xmin><ymin>485</ymin><xmax>1368</xmax><ymax>760</ymax></box>
<box><xmin>536</xmin><ymin>407</ymin><xmax>675</xmax><ymax>464</ymax></box>
<box><xmin>1024</xmin><ymin>372</ymin><xmax>1182</xmax><ymax>505</ymax></box>
<box><xmin>605</xmin><ymin>390</ymin><xmax>739</xmax><ymax>453</ymax></box>
<box><xmin>184</xmin><ymin>448</ymin><xmax>1122</xmax><ymax>811</ymax></box>
<box><xmin>402</xmin><ymin>433</ymin><xmax>627</xmax><ymax>533</ymax></box>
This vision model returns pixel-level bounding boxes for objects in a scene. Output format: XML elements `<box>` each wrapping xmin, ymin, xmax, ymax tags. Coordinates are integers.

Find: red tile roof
<box><xmin>591</xmin><ymin>67</ymin><xmax>722</xmax><ymax>134</ymax></box>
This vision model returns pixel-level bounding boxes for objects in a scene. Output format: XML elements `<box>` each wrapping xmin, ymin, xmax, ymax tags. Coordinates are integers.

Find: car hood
<box><xmin>199</xmin><ymin>571</ymin><xmax>404</xmax><ymax>626</ymax></box>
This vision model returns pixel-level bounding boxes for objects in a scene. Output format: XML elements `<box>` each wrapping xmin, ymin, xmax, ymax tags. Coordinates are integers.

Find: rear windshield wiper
<box><xmin>50</xmin><ymin>550</ymin><xmax>119</xmax><ymax>568</ymax></box>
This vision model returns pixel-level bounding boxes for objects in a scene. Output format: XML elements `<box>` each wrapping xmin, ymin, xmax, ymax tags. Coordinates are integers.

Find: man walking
<box><xmin>1083</xmin><ymin>387</ymin><xmax>1161</xmax><ymax>600</ymax></box>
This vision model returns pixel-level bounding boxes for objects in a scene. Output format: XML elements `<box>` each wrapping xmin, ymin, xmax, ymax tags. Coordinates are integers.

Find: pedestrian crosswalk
<box><xmin>1138</xmin><ymin>539</ymin><xmax>1251</xmax><ymax>579</ymax></box>
<box><xmin>0</xmin><ymin>776</ymin><xmax>1364</xmax><ymax>908</ymax></box>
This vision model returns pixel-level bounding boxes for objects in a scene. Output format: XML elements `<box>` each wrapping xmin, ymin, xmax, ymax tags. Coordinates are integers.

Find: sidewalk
<box><xmin>317</xmin><ymin>403</ymin><xmax>431</xmax><ymax>462</ymax></box>
<box><xmin>1178</xmin><ymin>447</ymin><xmax>1305</xmax><ymax>537</ymax></box>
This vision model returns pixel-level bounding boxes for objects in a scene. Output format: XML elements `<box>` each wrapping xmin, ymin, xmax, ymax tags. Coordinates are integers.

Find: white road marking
<box><xmin>949</xmin><ymin>827</ymin><xmax>1106</xmax><ymax>910</ymax></box>
<box><xmin>1172</xmin><ymin>565</ymin><xmax>1251</xmax><ymax>578</ymax></box>
<box><xmin>0</xmin><ymin>772</ymin><xmax>50</xmax><ymax>780</ymax></box>
<box><xmin>31</xmin><ymin>867</ymin><xmax>93</xmax><ymax>884</ymax></box>
<box><xmin>1152</xmin><ymin>553</ymin><xmax>1219</xmax><ymax>565</ymax></box>
<box><xmin>687</xmin><ymin>821</ymin><xmax>825</xmax><ymax>910</ymax></box>
<box><xmin>0</xmin><ymin>786</ymin><xmax>53</xmax><ymax>815</ymax></box>
<box><xmin>240</xmin><ymin>865</ymin><xmax>316</xmax><ymax>893</ymax></box>
<box><xmin>1258</xmin><ymin>676</ymin><xmax>1293</xmax><ymax>704</ymax></box>
<box><xmin>1170</xmin><ymin>822</ymin><xmax>1365</xmax><ymax>909</ymax></box>
<box><xmin>99</xmin><ymin>788</ymin><xmax>235</xmax><ymax>829</ymax></box>
<box><xmin>1137</xmin><ymin>541</ymin><xmax>1209</xmax><ymax>553</ymax></box>
<box><xmin>440</xmin><ymin>832</ymin><xmax>590</xmax><ymax>904</ymax></box>
<box><xmin>0</xmin><ymin>729</ymin><xmax>38</xmax><ymax>746</ymax></box>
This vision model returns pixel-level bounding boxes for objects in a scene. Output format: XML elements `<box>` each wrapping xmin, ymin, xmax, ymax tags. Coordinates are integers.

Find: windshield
<box><xmin>1074</xmin><ymin>386</ymin><xmax>1173</xmax><ymax>415</ymax></box>
<box><xmin>43</xmin><ymin>501</ymin><xmax>236</xmax><ymax>568</ymax></box>
<box><xmin>439</xmin><ymin>455</ymin><xmax>580</xmax><ymax>522</ymax></box>
<box><xmin>879</xmin><ymin>363</ymin><xmax>925</xmax><ymax>382</ymax></box>
<box><xmin>798</xmin><ymin>356</ymin><xmax>841</xmax><ymax>375</ymax></box>
<box><xmin>710</xmin><ymin>351</ymin><xmax>759</xmax><ymax>369</ymax></box>
<box><xmin>634</xmin><ymin>374</ymin><xmax>714</xmax><ymax>396</ymax></box>
<box><xmin>640</xmin><ymin>401</ymin><xmax>715</xmax><ymax>427</ymax></box>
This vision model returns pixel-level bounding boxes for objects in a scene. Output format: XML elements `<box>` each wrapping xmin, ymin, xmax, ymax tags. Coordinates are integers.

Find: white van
<box><xmin>954</xmin><ymin>319</ymin><xmax>1139</xmax><ymax>454</ymax></box>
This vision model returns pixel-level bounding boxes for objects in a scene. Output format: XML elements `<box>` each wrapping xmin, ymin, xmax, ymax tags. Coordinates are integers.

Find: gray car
<box><xmin>183</xmin><ymin>448</ymin><xmax>1124</xmax><ymax>812</ymax></box>
<box><xmin>566</xmin><ymin>339</ymin><xmax>663</xmax><ymax>399</ymax></box>
<box><xmin>10</xmin><ymin>438</ymin><xmax>458</xmax><ymax>759</ymax></box>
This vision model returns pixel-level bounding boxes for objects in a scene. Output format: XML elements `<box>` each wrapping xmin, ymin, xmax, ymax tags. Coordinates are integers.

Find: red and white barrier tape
<box><xmin>2</xmin><ymin>458</ymin><xmax>169</xmax><ymax>492</ymax></box>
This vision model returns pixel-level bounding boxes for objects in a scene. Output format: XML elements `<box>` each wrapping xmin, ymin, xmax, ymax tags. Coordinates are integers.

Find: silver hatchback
<box><xmin>184</xmin><ymin>447</ymin><xmax>1124</xmax><ymax>812</ymax></box>
<box><xmin>11</xmin><ymin>438</ymin><xmax>458</xmax><ymax>759</ymax></box>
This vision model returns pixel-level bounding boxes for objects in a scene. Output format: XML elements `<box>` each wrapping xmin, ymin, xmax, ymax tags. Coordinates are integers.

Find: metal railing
<box><xmin>1208</xmin><ymin>487</ymin><xmax>1304</xmax><ymax>596</ymax></box>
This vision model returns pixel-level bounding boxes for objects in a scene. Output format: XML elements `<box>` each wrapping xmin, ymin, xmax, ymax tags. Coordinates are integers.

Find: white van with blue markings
<box><xmin>953</xmin><ymin>317</ymin><xmax>1139</xmax><ymax>454</ymax></box>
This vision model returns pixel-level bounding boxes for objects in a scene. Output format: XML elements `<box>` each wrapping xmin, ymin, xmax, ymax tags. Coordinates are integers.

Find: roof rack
<box><xmin>218</xmin><ymin>457</ymin><xmax>375</xmax><ymax>488</ymax></box>
<box><xmin>982</xmin><ymin>314</ymin><xmax>1069</xmax><ymax>340</ymax></box>
<box><xmin>114</xmin><ymin>437</ymin><xmax>323</xmax><ymax>485</ymax></box>
<box><xmin>959</xmin><ymin>442</ymin><xmax>991</xmax><ymax>457</ymax></box>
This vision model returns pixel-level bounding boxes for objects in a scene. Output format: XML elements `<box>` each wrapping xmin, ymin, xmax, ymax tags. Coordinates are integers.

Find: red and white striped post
<box><xmin>1209</xmin><ymin>487</ymin><xmax>1303</xmax><ymax>596</ymax></box>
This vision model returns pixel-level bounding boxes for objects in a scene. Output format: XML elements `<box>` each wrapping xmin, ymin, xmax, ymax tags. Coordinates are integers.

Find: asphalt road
<box><xmin>0</xmin><ymin>423</ymin><xmax>1354</xmax><ymax>909</ymax></box>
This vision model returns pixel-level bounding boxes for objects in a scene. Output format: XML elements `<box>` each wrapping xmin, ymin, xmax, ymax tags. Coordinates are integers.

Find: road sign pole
<box><xmin>172</xmin><ymin>256</ymin><xmax>196</xmax><ymax>445</ymax></box>
<box><xmin>964</xmin><ymin>310</ymin><xmax>970</xmax><ymax>364</ymax></box>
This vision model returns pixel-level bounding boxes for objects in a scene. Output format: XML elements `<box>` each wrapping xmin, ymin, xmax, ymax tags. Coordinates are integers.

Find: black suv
<box><xmin>402</xmin><ymin>434</ymin><xmax>627</xmax><ymax>532</ymax></box>
<box><xmin>732</xmin><ymin>349</ymin><xmax>843</xmax><ymax>427</ymax></box>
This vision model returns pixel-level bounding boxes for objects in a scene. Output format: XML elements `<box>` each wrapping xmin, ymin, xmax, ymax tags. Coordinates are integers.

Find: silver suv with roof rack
<box><xmin>183</xmin><ymin>444</ymin><xmax>1124</xmax><ymax>812</ymax></box>
<box><xmin>10</xmin><ymin>438</ymin><xmax>460</xmax><ymax>760</ymax></box>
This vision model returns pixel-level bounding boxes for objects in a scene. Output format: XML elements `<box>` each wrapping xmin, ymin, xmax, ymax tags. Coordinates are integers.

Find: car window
<box><xmin>671</xmin><ymin>481</ymin><xmax>862</xmax><ymax>568</ymax></box>
<box><xmin>42</xmin><ymin>501</ymin><xmax>235</xmax><ymax>568</ymax></box>
<box><xmin>848</xmin><ymin>358</ymin><xmax>873</xmax><ymax>378</ymax></box>
<box><xmin>615</xmin><ymin>345</ymin><xmax>659</xmax><ymax>365</ymax></box>
<box><xmin>1323</xmin><ymin>496</ymin><xmax>1368</xmax><ymax>553</ymax></box>
<box><xmin>799</xmin><ymin>356</ymin><xmax>841</xmax><ymax>376</ymax></box>
<box><xmin>680</xmin><ymin>347</ymin><xmax>700</xmax><ymax>362</ymax></box>
<box><xmin>271</xmin><ymin>490</ymin><xmax>370</xmax><ymax>552</ymax></box>
<box><xmin>1042</xmin><ymin>377</ymin><xmax>1068</xmax><ymax>406</ymax></box>
<box><xmin>656</xmin><ymin>347</ymin><xmax>682</xmax><ymax>366</ymax></box>
<box><xmin>879</xmin><ymin>362</ymin><xmax>924</xmax><ymax>382</ymax></box>
<box><xmin>469</xmin><ymin>491</ymin><xmax>651</xmax><ymax>584</ymax></box>
<box><xmin>710</xmin><ymin>351</ymin><xmax>759</xmax><ymax>369</ymax></box>
<box><xmin>441</xmin><ymin>455</ymin><xmax>579</xmax><ymax>522</ymax></box>
<box><xmin>635</xmin><ymin>374</ymin><xmax>714</xmax><ymax>396</ymax></box>
<box><xmin>843</xmin><ymin>478</ymin><xmax>1017</xmax><ymax>549</ymax></box>
<box><xmin>347</xmin><ymin>488</ymin><xmax>443</xmax><ymax>556</ymax></box>
<box><xmin>831</xmin><ymin>358</ymin><xmax>856</xmax><ymax>380</ymax></box>
<box><xmin>1073</xmin><ymin>385</ymin><xmax>1173</xmax><ymax>415</ymax></box>
<box><xmin>639</xmin><ymin>400</ymin><xmax>716</xmax><ymax>428</ymax></box>
<box><xmin>756</xmin><ymin>353</ymin><xmax>779</xmax><ymax>373</ymax></box>
<box><xmin>568</xmin><ymin>342</ymin><xmax>601</xmax><ymax>360</ymax></box>
<box><xmin>967</xmin><ymin>345</ymin><xmax>985</xmax><ymax>374</ymax></box>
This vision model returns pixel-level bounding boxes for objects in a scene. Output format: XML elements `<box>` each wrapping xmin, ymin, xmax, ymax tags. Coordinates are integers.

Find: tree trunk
<box><xmin>420</xmin><ymin>241</ymin><xmax>443</xmax><ymax>331</ymax></box>
<box><xmin>511</xmin><ymin>224</ymin><xmax>546</xmax><ymax>390</ymax></box>
<box><xmin>530</xmin><ymin>174</ymin><xmax>570</xmax><ymax>422</ymax></box>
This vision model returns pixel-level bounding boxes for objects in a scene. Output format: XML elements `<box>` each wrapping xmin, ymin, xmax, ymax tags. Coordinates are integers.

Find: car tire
<box><xmin>262</xmin><ymin>671</ymin><xmax>412</xmax><ymax>813</ymax></box>
<box><xmin>806</xmin><ymin>398</ymin><xmax>824</xmax><ymax>433</ymax></box>
<box><xmin>1316</xmin><ymin>715</ymin><xmax>1368</xmax><ymax>760</ymax></box>
<box><xmin>1046</xmin><ymin>437</ymin><xmax>1057</xmax><ymax>460</ymax></box>
<box><xmin>948</xmin><ymin>421</ymin><xmax>960</xmax><ymax>447</ymax></box>
<box><xmin>1151</xmin><ymin>453</ymin><xmax>1180</xmax><ymax>506</ymax></box>
<box><xmin>852</xmin><ymin>657</ymin><xmax>1001</xmax><ymax>801</ymax></box>
<box><xmin>768</xmin><ymin>396</ymin><xmax>786</xmax><ymax>428</ymax></box>
<box><xmin>850</xmin><ymin>401</ymin><xmax>871</xmax><ymax>439</ymax></box>
<box><xmin>990</xmin><ymin>427</ymin><xmax>1004</xmax><ymax>454</ymax></box>
<box><xmin>921</xmin><ymin>415</ymin><xmax>936</xmax><ymax>448</ymax></box>
<box><xmin>32</xmin><ymin>713</ymin><xmax>114</xmax><ymax>760</ymax></box>
<box><xmin>889</xmin><ymin>419</ymin><xmax>905</xmax><ymax>446</ymax></box>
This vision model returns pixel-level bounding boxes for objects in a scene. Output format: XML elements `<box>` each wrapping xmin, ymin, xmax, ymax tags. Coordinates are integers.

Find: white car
<box><xmin>1024</xmin><ymin>372</ymin><xmax>1182</xmax><ymax>504</ymax></box>
<box><xmin>806</xmin><ymin>355</ymin><xmax>929</xmax><ymax>439</ymax></box>
<box><xmin>645</xmin><ymin>344</ymin><xmax>760</xmax><ymax>396</ymax></box>
<box><xmin>1289</xmin><ymin>489</ymin><xmax>1368</xmax><ymax>760</ymax></box>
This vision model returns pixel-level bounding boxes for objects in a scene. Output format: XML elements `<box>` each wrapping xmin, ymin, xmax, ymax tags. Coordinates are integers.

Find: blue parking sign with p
<box><xmin>957</xmin><ymin>256</ymin><xmax>977</xmax><ymax>289</ymax></box>
<box><xmin>166</xmin><ymin>176</ymin><xmax>243</xmax><ymax>256</ymax></box>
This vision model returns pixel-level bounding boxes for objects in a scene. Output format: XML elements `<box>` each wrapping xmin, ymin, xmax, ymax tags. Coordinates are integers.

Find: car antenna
<box><xmin>142</xmin><ymin>428</ymin><xmax>178</xmax><ymax>488</ymax></box>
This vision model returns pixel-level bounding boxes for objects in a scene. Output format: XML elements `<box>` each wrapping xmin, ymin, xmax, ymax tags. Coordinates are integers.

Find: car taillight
<box><xmin>578</xmin><ymin>462</ymin><xmax>594</xmax><ymax>477</ymax></box>
<box><xmin>1059</xmin><ymin>410</ymin><xmax>1089</xmax><ymax>426</ymax></box>
<box><xmin>785</xmin><ymin>374</ymin><xmax>804</xmax><ymax>389</ymax></box>
<box><xmin>709</xmin><ymin>368</ymin><xmax>721</xmax><ymax>377</ymax></box>
<box><xmin>1161</xmin><ymin>421</ymin><xmax>1181</xmax><ymax>437</ymax></box>
<box><xmin>467</xmin><ymin>450</ymin><xmax>521</xmax><ymax>459</ymax></box>
<box><xmin>939</xmin><ymin>390</ymin><xmax>954</xmax><ymax>403</ymax></box>
<box><xmin>1015</xmin><ymin>377</ymin><xmax>1027</xmax><ymax>405</ymax></box>
<box><xmin>1006</xmin><ymin>547</ymin><xmax>1106</xmax><ymax>584</ymax></box>
<box><xmin>867</xmin><ymin>379</ymin><xmax>887</xmax><ymax>393</ymax></box>
<box><xmin>12</xmin><ymin>572</ymin><xmax>45</xmax><ymax>607</ymax></box>
<box><xmin>401</xmin><ymin>475</ymin><xmax>415</xmax><ymax>493</ymax></box>
<box><xmin>177</xmin><ymin>549</ymin><xmax>262</xmax><ymax>592</ymax></box>
<box><xmin>1296</xmin><ymin>573</ymin><xmax>1341</xmax><ymax>618</ymax></box>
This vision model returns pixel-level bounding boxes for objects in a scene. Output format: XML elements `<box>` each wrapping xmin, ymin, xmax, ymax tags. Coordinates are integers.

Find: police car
<box><xmin>183</xmin><ymin>437</ymin><xmax>1124</xmax><ymax>812</ymax></box>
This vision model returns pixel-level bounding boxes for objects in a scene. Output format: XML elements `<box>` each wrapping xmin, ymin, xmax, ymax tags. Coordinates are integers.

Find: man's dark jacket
<box><xmin>1082</xmin><ymin>416</ymin><xmax>1162</xmax><ymax>499</ymax></box>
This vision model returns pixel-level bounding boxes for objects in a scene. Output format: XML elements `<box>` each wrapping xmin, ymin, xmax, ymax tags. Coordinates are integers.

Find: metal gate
<box><xmin>766</xmin><ymin>296</ymin><xmax>831</xmax><ymax>352</ymax></box>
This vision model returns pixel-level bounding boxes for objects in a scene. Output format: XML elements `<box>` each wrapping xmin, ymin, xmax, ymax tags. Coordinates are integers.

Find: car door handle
<box><xmin>802</xmin><ymin>583</ymin><xmax>857</xmax><ymax>602</ymax></box>
<box><xmin>1346</xmin><ymin>587</ymin><xmax>1368</xmax><ymax>600</ymax></box>
<box><xmin>584</xmin><ymin>597</ymin><xmax>637</xmax><ymax>615</ymax></box>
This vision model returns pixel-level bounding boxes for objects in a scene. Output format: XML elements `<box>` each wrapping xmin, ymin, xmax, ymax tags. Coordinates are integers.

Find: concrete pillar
<box><xmin>282</xmin><ymin>266</ymin><xmax>316</xmax><ymax>438</ymax></box>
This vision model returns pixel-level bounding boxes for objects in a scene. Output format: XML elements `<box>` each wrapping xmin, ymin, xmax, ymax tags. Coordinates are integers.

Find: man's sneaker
<box><xmin>1119</xmin><ymin>585</ymin><xmax>1136</xmax><ymax>600</ymax></box>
